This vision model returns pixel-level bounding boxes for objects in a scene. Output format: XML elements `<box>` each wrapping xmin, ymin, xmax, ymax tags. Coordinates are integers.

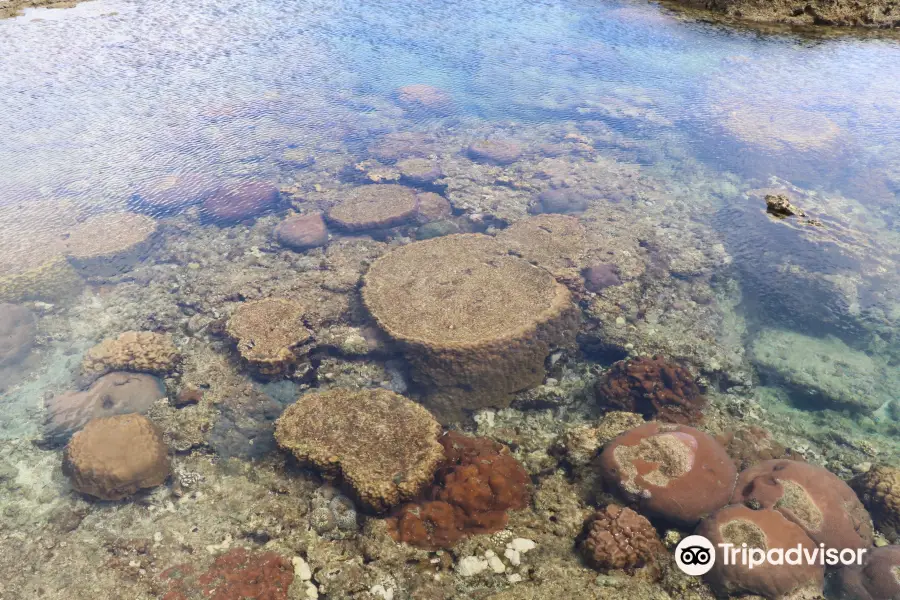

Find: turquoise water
<box><xmin>1</xmin><ymin>0</ymin><xmax>899</xmax><ymax>597</ymax></box>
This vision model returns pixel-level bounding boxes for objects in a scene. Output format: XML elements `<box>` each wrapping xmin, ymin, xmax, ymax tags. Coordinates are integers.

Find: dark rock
<box><xmin>532</xmin><ymin>188</ymin><xmax>595</xmax><ymax>214</ymax></box>
<box><xmin>582</xmin><ymin>263</ymin><xmax>621</xmax><ymax>292</ymax></box>
<box><xmin>765</xmin><ymin>194</ymin><xmax>805</xmax><ymax>218</ymax></box>
<box><xmin>202</xmin><ymin>181</ymin><xmax>281</xmax><ymax>224</ymax></box>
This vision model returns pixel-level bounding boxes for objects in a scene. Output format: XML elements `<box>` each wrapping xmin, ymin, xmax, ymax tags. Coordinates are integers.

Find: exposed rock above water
<box><xmin>667</xmin><ymin>0</ymin><xmax>900</xmax><ymax>28</ymax></box>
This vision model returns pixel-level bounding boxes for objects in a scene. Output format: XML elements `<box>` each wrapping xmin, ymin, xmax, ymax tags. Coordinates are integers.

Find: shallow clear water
<box><xmin>1</xmin><ymin>0</ymin><xmax>899</xmax><ymax>596</ymax></box>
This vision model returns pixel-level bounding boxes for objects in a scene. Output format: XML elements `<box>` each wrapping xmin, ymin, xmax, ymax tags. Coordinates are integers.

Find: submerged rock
<box><xmin>45</xmin><ymin>371</ymin><xmax>167</xmax><ymax>444</ymax></box>
<box><xmin>131</xmin><ymin>173</ymin><xmax>218</xmax><ymax>215</ymax></box>
<box><xmin>669</xmin><ymin>0</ymin><xmax>900</xmax><ymax>28</ymax></box>
<box><xmin>765</xmin><ymin>193</ymin><xmax>806</xmax><ymax>218</ymax></box>
<box><xmin>362</xmin><ymin>233</ymin><xmax>579</xmax><ymax>421</ymax></box>
<box><xmin>274</xmin><ymin>213</ymin><xmax>329</xmax><ymax>251</ymax></box>
<box><xmin>581</xmin><ymin>263</ymin><xmax>621</xmax><ymax>292</ymax></box>
<box><xmin>0</xmin><ymin>303</ymin><xmax>36</xmax><ymax>367</ymax></box>
<box><xmin>395</xmin><ymin>84</ymin><xmax>454</xmax><ymax>114</ymax></box>
<box><xmin>63</xmin><ymin>414</ymin><xmax>170</xmax><ymax>501</ymax></box>
<box><xmin>201</xmin><ymin>180</ymin><xmax>281</xmax><ymax>224</ymax></box>
<box><xmin>750</xmin><ymin>328</ymin><xmax>891</xmax><ymax>413</ymax></box>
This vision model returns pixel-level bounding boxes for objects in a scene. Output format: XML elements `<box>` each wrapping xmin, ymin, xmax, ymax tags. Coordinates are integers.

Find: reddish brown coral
<box><xmin>386</xmin><ymin>432</ymin><xmax>530</xmax><ymax>549</ymax></box>
<box><xmin>580</xmin><ymin>504</ymin><xmax>665</xmax><ymax>573</ymax></box>
<box><xmin>599</xmin><ymin>422</ymin><xmax>736</xmax><ymax>526</ymax></box>
<box><xmin>160</xmin><ymin>548</ymin><xmax>293</xmax><ymax>600</ymax></box>
<box><xmin>595</xmin><ymin>356</ymin><xmax>706</xmax><ymax>424</ymax></box>
<box><xmin>732</xmin><ymin>460</ymin><xmax>874</xmax><ymax>551</ymax></box>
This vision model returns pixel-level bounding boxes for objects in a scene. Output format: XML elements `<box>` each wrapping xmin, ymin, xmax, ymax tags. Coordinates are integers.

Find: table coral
<box><xmin>326</xmin><ymin>184</ymin><xmax>420</xmax><ymax>232</ymax></box>
<box><xmin>362</xmin><ymin>233</ymin><xmax>579</xmax><ymax>421</ymax></box>
<box><xmin>594</xmin><ymin>355</ymin><xmax>707</xmax><ymax>424</ymax></box>
<box><xmin>62</xmin><ymin>413</ymin><xmax>171</xmax><ymax>500</ymax></box>
<box><xmin>599</xmin><ymin>422</ymin><xmax>736</xmax><ymax>526</ymax></box>
<box><xmin>834</xmin><ymin>545</ymin><xmax>900</xmax><ymax>600</ymax></box>
<box><xmin>63</xmin><ymin>212</ymin><xmax>158</xmax><ymax>278</ymax></box>
<box><xmin>81</xmin><ymin>330</ymin><xmax>181</xmax><ymax>376</ymax></box>
<box><xmin>732</xmin><ymin>460</ymin><xmax>874</xmax><ymax>551</ymax></box>
<box><xmin>159</xmin><ymin>548</ymin><xmax>293</xmax><ymax>600</ymax></box>
<box><xmin>386</xmin><ymin>431</ymin><xmax>530</xmax><ymax>550</ymax></box>
<box><xmin>579</xmin><ymin>504</ymin><xmax>665</xmax><ymax>574</ymax></box>
<box><xmin>851</xmin><ymin>465</ymin><xmax>900</xmax><ymax>543</ymax></box>
<box><xmin>495</xmin><ymin>214</ymin><xmax>586</xmax><ymax>283</ymax></box>
<box><xmin>225</xmin><ymin>298</ymin><xmax>314</xmax><ymax>378</ymax></box>
<box><xmin>0</xmin><ymin>303</ymin><xmax>36</xmax><ymax>367</ymax></box>
<box><xmin>274</xmin><ymin>388</ymin><xmax>444</xmax><ymax>512</ymax></box>
<box><xmin>697</xmin><ymin>504</ymin><xmax>824</xmax><ymax>599</ymax></box>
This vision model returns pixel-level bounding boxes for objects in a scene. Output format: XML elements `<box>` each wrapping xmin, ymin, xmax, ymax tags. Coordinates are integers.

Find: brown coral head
<box><xmin>385</xmin><ymin>432</ymin><xmax>530</xmax><ymax>550</ymax></box>
<box><xmin>697</xmin><ymin>504</ymin><xmax>824</xmax><ymax>599</ymax></box>
<box><xmin>599</xmin><ymin>422</ymin><xmax>736</xmax><ymax>527</ymax></box>
<box><xmin>595</xmin><ymin>355</ymin><xmax>706</xmax><ymax>424</ymax></box>
<box><xmin>835</xmin><ymin>545</ymin><xmax>900</xmax><ymax>600</ymax></box>
<box><xmin>732</xmin><ymin>460</ymin><xmax>874</xmax><ymax>551</ymax></box>
<box><xmin>579</xmin><ymin>504</ymin><xmax>665</xmax><ymax>575</ymax></box>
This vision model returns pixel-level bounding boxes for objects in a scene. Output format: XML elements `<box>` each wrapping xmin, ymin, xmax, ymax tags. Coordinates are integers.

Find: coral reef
<box><xmin>62</xmin><ymin>414</ymin><xmax>171</xmax><ymax>501</ymax></box>
<box><xmin>579</xmin><ymin>504</ymin><xmax>665</xmax><ymax>574</ymax></box>
<box><xmin>274</xmin><ymin>388</ymin><xmax>444</xmax><ymax>512</ymax></box>
<box><xmin>81</xmin><ymin>331</ymin><xmax>181</xmax><ymax>376</ymax></box>
<box><xmin>467</xmin><ymin>139</ymin><xmax>524</xmax><ymax>165</ymax></box>
<box><xmin>732</xmin><ymin>459</ymin><xmax>874</xmax><ymax>550</ymax></box>
<box><xmin>0</xmin><ymin>303</ymin><xmax>35</xmax><ymax>367</ymax></box>
<box><xmin>668</xmin><ymin>0</ymin><xmax>900</xmax><ymax>28</ymax></box>
<box><xmin>562</xmin><ymin>411</ymin><xmax>646</xmax><ymax>468</ymax></box>
<box><xmin>386</xmin><ymin>431</ymin><xmax>530</xmax><ymax>549</ymax></box>
<box><xmin>397</xmin><ymin>159</ymin><xmax>443</xmax><ymax>185</ymax></box>
<box><xmin>599</xmin><ymin>422</ymin><xmax>737</xmax><ymax>526</ymax></box>
<box><xmin>131</xmin><ymin>173</ymin><xmax>218</xmax><ymax>215</ymax></box>
<box><xmin>45</xmin><ymin>371</ymin><xmax>167</xmax><ymax>444</ymax></box>
<box><xmin>720</xmin><ymin>103</ymin><xmax>840</xmax><ymax>152</ymax></box>
<box><xmin>273</xmin><ymin>213</ymin><xmax>329</xmax><ymax>251</ymax></box>
<box><xmin>834</xmin><ymin>545</ymin><xmax>900</xmax><ymax>600</ymax></box>
<box><xmin>326</xmin><ymin>184</ymin><xmax>419</xmax><ymax>232</ymax></box>
<box><xmin>309</xmin><ymin>485</ymin><xmax>360</xmax><ymax>540</ymax></box>
<box><xmin>362</xmin><ymin>233</ymin><xmax>579</xmax><ymax>421</ymax></box>
<box><xmin>717</xmin><ymin>426</ymin><xmax>801</xmax><ymax>471</ymax></box>
<box><xmin>63</xmin><ymin>212</ymin><xmax>159</xmax><ymax>278</ymax></box>
<box><xmin>696</xmin><ymin>504</ymin><xmax>824</xmax><ymax>599</ymax></box>
<box><xmin>395</xmin><ymin>84</ymin><xmax>453</xmax><ymax>114</ymax></box>
<box><xmin>0</xmin><ymin>199</ymin><xmax>84</xmax><ymax>303</ymax></box>
<box><xmin>201</xmin><ymin>181</ymin><xmax>281</xmax><ymax>224</ymax></box>
<box><xmin>750</xmin><ymin>329</ymin><xmax>890</xmax><ymax>413</ymax></box>
<box><xmin>495</xmin><ymin>214</ymin><xmax>586</xmax><ymax>283</ymax></box>
<box><xmin>851</xmin><ymin>465</ymin><xmax>900</xmax><ymax>543</ymax></box>
<box><xmin>159</xmin><ymin>548</ymin><xmax>294</xmax><ymax>600</ymax></box>
<box><xmin>414</xmin><ymin>191</ymin><xmax>453</xmax><ymax>223</ymax></box>
<box><xmin>225</xmin><ymin>298</ymin><xmax>314</xmax><ymax>378</ymax></box>
<box><xmin>594</xmin><ymin>356</ymin><xmax>707</xmax><ymax>424</ymax></box>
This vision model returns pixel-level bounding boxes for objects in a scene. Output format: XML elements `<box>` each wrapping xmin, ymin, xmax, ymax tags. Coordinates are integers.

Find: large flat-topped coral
<box><xmin>362</xmin><ymin>234</ymin><xmax>578</xmax><ymax>419</ymax></box>
<box><xmin>274</xmin><ymin>388</ymin><xmax>443</xmax><ymax>512</ymax></box>
<box><xmin>364</xmin><ymin>233</ymin><xmax>570</xmax><ymax>344</ymax></box>
<box><xmin>225</xmin><ymin>298</ymin><xmax>314</xmax><ymax>378</ymax></box>
<box><xmin>327</xmin><ymin>184</ymin><xmax>419</xmax><ymax>232</ymax></box>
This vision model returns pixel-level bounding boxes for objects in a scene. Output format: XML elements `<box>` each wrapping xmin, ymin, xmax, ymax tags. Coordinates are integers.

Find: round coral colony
<box><xmin>62</xmin><ymin>414</ymin><xmax>171</xmax><ymax>501</ymax></box>
<box><xmin>835</xmin><ymin>545</ymin><xmax>900</xmax><ymax>600</ymax></box>
<box><xmin>696</xmin><ymin>504</ymin><xmax>825</xmax><ymax>599</ymax></box>
<box><xmin>598</xmin><ymin>422</ymin><xmax>737</xmax><ymax>526</ymax></box>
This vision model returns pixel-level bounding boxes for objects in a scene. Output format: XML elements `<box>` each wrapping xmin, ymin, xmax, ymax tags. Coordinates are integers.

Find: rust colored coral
<box><xmin>595</xmin><ymin>355</ymin><xmax>706</xmax><ymax>424</ymax></box>
<box><xmin>386</xmin><ymin>431</ymin><xmax>530</xmax><ymax>550</ymax></box>
<box><xmin>160</xmin><ymin>548</ymin><xmax>293</xmax><ymax>600</ymax></box>
<box><xmin>580</xmin><ymin>504</ymin><xmax>665</xmax><ymax>574</ymax></box>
